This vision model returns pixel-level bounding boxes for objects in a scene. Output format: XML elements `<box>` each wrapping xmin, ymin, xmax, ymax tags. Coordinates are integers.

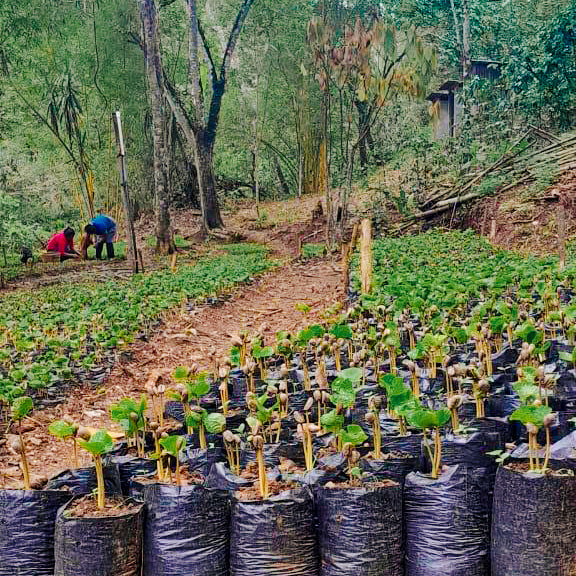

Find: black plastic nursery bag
<box><xmin>54</xmin><ymin>499</ymin><xmax>144</xmax><ymax>576</ymax></box>
<box><xmin>0</xmin><ymin>489</ymin><xmax>71</xmax><ymax>576</ymax></box>
<box><xmin>230</xmin><ymin>487</ymin><xmax>319</xmax><ymax>576</ymax></box>
<box><xmin>316</xmin><ymin>483</ymin><xmax>404</xmax><ymax>576</ymax></box>
<box><xmin>491</xmin><ymin>466</ymin><xmax>576</xmax><ymax>576</ymax></box>
<box><xmin>45</xmin><ymin>463</ymin><xmax>122</xmax><ymax>496</ymax></box>
<box><xmin>108</xmin><ymin>455</ymin><xmax>158</xmax><ymax>495</ymax></box>
<box><xmin>136</xmin><ymin>481</ymin><xmax>230</xmax><ymax>576</ymax></box>
<box><xmin>404</xmin><ymin>464</ymin><xmax>491</xmax><ymax>576</ymax></box>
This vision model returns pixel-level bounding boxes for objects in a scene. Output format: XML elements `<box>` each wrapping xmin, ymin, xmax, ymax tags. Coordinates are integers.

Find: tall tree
<box><xmin>139</xmin><ymin>0</ymin><xmax>174</xmax><ymax>252</ymax></box>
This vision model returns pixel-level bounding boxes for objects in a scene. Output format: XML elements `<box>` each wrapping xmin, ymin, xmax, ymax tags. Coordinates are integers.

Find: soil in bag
<box><xmin>54</xmin><ymin>496</ymin><xmax>144</xmax><ymax>576</ymax></box>
<box><xmin>45</xmin><ymin>463</ymin><xmax>122</xmax><ymax>496</ymax></box>
<box><xmin>491</xmin><ymin>466</ymin><xmax>576</xmax><ymax>576</ymax></box>
<box><xmin>316</xmin><ymin>481</ymin><xmax>403</xmax><ymax>576</ymax></box>
<box><xmin>135</xmin><ymin>481</ymin><xmax>230</xmax><ymax>576</ymax></box>
<box><xmin>108</xmin><ymin>455</ymin><xmax>157</xmax><ymax>495</ymax></box>
<box><xmin>0</xmin><ymin>489</ymin><xmax>71</xmax><ymax>576</ymax></box>
<box><xmin>404</xmin><ymin>464</ymin><xmax>491</xmax><ymax>576</ymax></box>
<box><xmin>230</xmin><ymin>486</ymin><xmax>318</xmax><ymax>576</ymax></box>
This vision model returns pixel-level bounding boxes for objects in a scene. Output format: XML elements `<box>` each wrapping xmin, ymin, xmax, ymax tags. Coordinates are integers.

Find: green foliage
<box><xmin>329</xmin><ymin>377</ymin><xmax>357</xmax><ymax>409</ymax></box>
<box><xmin>407</xmin><ymin>408</ymin><xmax>451</xmax><ymax>430</ymax></box>
<box><xmin>320</xmin><ymin>408</ymin><xmax>345</xmax><ymax>433</ymax></box>
<box><xmin>77</xmin><ymin>429</ymin><xmax>114</xmax><ymax>457</ymax></box>
<box><xmin>11</xmin><ymin>395</ymin><xmax>33</xmax><ymax>421</ymax></box>
<box><xmin>0</xmin><ymin>247</ymin><xmax>272</xmax><ymax>401</ymax></box>
<box><xmin>510</xmin><ymin>405</ymin><xmax>553</xmax><ymax>428</ymax></box>
<box><xmin>159</xmin><ymin>434</ymin><xmax>185</xmax><ymax>458</ymax></box>
<box><xmin>48</xmin><ymin>420</ymin><xmax>76</xmax><ymax>439</ymax></box>
<box><xmin>109</xmin><ymin>396</ymin><xmax>147</xmax><ymax>436</ymax></box>
<box><xmin>339</xmin><ymin>424</ymin><xmax>368</xmax><ymax>447</ymax></box>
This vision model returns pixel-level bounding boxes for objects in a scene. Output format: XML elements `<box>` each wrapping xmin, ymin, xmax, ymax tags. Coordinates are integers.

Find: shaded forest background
<box><xmin>1</xmin><ymin>0</ymin><xmax>575</xmax><ymax>251</ymax></box>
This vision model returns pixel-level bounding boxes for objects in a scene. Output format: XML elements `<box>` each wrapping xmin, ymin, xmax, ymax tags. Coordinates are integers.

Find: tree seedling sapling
<box><xmin>76</xmin><ymin>429</ymin><xmax>115</xmax><ymax>509</ymax></box>
<box><xmin>365</xmin><ymin>396</ymin><xmax>383</xmax><ymax>459</ymax></box>
<box><xmin>11</xmin><ymin>396</ymin><xmax>34</xmax><ymax>490</ymax></box>
<box><xmin>407</xmin><ymin>408</ymin><xmax>451</xmax><ymax>479</ymax></box>
<box><xmin>159</xmin><ymin>434</ymin><xmax>185</xmax><ymax>486</ymax></box>
<box><xmin>340</xmin><ymin>425</ymin><xmax>368</xmax><ymax>486</ymax></box>
<box><xmin>49</xmin><ymin>418</ymin><xmax>80</xmax><ymax>468</ymax></box>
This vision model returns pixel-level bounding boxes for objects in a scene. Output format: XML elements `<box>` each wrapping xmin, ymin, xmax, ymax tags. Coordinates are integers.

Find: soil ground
<box><xmin>0</xmin><ymin>194</ymin><xmax>346</xmax><ymax>486</ymax></box>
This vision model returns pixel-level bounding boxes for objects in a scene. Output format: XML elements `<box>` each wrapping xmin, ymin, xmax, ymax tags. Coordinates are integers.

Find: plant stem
<box><xmin>542</xmin><ymin>427</ymin><xmax>551</xmax><ymax>472</ymax></box>
<box><xmin>199</xmin><ymin>423</ymin><xmax>207</xmax><ymax>450</ymax></box>
<box><xmin>373</xmin><ymin>418</ymin><xmax>381</xmax><ymax>459</ymax></box>
<box><xmin>18</xmin><ymin>427</ymin><xmax>31</xmax><ymax>491</ymax></box>
<box><xmin>94</xmin><ymin>455</ymin><xmax>105</xmax><ymax>509</ymax></box>
<box><xmin>256</xmin><ymin>447</ymin><xmax>268</xmax><ymax>499</ymax></box>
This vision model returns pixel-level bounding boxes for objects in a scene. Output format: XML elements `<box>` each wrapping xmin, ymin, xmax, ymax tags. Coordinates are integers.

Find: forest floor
<box><xmin>0</xmin><ymin>193</ymin><xmax>348</xmax><ymax>485</ymax></box>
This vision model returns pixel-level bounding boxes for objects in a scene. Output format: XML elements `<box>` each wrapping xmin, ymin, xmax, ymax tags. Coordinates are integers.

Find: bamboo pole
<box><xmin>112</xmin><ymin>111</ymin><xmax>139</xmax><ymax>275</ymax></box>
<box><xmin>360</xmin><ymin>218</ymin><xmax>373</xmax><ymax>295</ymax></box>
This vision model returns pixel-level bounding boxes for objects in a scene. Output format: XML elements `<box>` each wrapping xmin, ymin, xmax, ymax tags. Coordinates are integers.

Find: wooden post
<box><xmin>360</xmin><ymin>218</ymin><xmax>373</xmax><ymax>295</ymax></box>
<box><xmin>112</xmin><ymin>111</ymin><xmax>139</xmax><ymax>275</ymax></box>
<box><xmin>489</xmin><ymin>219</ymin><xmax>497</xmax><ymax>243</ymax></box>
<box><xmin>557</xmin><ymin>199</ymin><xmax>566</xmax><ymax>272</ymax></box>
<box><xmin>341</xmin><ymin>243</ymin><xmax>350</xmax><ymax>294</ymax></box>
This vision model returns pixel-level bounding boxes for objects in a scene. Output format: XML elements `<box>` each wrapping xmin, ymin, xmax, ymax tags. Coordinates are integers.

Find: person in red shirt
<box><xmin>46</xmin><ymin>227</ymin><xmax>82</xmax><ymax>262</ymax></box>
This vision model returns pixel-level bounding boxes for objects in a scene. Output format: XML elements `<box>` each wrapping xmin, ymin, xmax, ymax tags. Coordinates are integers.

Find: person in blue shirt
<box><xmin>84</xmin><ymin>214</ymin><xmax>117</xmax><ymax>260</ymax></box>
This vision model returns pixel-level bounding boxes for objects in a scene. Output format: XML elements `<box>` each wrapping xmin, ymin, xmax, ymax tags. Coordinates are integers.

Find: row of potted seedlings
<box><xmin>1</xmin><ymin>300</ymin><xmax>575</xmax><ymax>576</ymax></box>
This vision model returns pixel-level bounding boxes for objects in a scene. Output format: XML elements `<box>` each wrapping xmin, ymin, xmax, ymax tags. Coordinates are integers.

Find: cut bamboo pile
<box><xmin>410</xmin><ymin>129</ymin><xmax>576</xmax><ymax>220</ymax></box>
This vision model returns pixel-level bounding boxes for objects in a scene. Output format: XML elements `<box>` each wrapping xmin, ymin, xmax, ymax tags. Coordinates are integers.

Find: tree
<box><xmin>138</xmin><ymin>0</ymin><xmax>174</xmax><ymax>252</ymax></box>
<box><xmin>162</xmin><ymin>0</ymin><xmax>256</xmax><ymax>231</ymax></box>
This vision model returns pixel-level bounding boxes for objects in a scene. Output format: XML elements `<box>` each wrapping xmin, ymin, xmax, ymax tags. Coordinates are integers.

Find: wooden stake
<box><xmin>360</xmin><ymin>218</ymin><xmax>373</xmax><ymax>295</ymax></box>
<box><xmin>170</xmin><ymin>252</ymin><xmax>178</xmax><ymax>273</ymax></box>
<box><xmin>341</xmin><ymin>243</ymin><xmax>350</xmax><ymax>294</ymax></box>
<box><xmin>490</xmin><ymin>219</ymin><xmax>497</xmax><ymax>242</ymax></box>
<box><xmin>557</xmin><ymin>200</ymin><xmax>566</xmax><ymax>272</ymax></box>
<box><xmin>112</xmin><ymin>111</ymin><xmax>140</xmax><ymax>275</ymax></box>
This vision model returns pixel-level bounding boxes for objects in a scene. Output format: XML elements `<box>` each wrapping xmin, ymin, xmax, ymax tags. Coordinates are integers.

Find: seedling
<box><xmin>11</xmin><ymin>396</ymin><xmax>34</xmax><ymax>490</ymax></box>
<box><xmin>159</xmin><ymin>434</ymin><xmax>185</xmax><ymax>485</ymax></box>
<box><xmin>365</xmin><ymin>396</ymin><xmax>383</xmax><ymax>459</ymax></box>
<box><xmin>109</xmin><ymin>396</ymin><xmax>147</xmax><ymax>458</ymax></box>
<box><xmin>77</xmin><ymin>429</ymin><xmax>114</xmax><ymax>509</ymax></box>
<box><xmin>247</xmin><ymin>418</ymin><xmax>268</xmax><ymax>499</ymax></box>
<box><xmin>510</xmin><ymin>404</ymin><xmax>555</xmax><ymax>473</ymax></box>
<box><xmin>446</xmin><ymin>395</ymin><xmax>463</xmax><ymax>434</ymax></box>
<box><xmin>223</xmin><ymin>430</ymin><xmax>242</xmax><ymax>475</ymax></box>
<box><xmin>340</xmin><ymin>425</ymin><xmax>368</xmax><ymax>486</ymax></box>
<box><xmin>407</xmin><ymin>408</ymin><xmax>451</xmax><ymax>479</ymax></box>
<box><xmin>49</xmin><ymin>418</ymin><xmax>80</xmax><ymax>468</ymax></box>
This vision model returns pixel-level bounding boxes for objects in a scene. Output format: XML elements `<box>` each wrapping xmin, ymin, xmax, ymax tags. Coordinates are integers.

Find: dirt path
<box><xmin>0</xmin><ymin>255</ymin><xmax>344</xmax><ymax>485</ymax></box>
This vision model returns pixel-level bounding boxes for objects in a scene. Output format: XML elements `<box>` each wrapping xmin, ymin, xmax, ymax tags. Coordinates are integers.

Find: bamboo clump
<box><xmin>410</xmin><ymin>129</ymin><xmax>576</xmax><ymax>221</ymax></box>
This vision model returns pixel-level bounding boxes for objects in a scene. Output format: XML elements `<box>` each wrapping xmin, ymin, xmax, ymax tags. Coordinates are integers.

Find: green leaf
<box><xmin>340</xmin><ymin>424</ymin><xmax>368</xmax><ymax>446</ymax></box>
<box><xmin>203</xmin><ymin>412</ymin><xmax>226</xmax><ymax>434</ymax></box>
<box><xmin>185</xmin><ymin>411</ymin><xmax>203</xmax><ymax>429</ymax></box>
<box><xmin>77</xmin><ymin>429</ymin><xmax>114</xmax><ymax>457</ymax></box>
<box><xmin>330</xmin><ymin>324</ymin><xmax>353</xmax><ymax>340</ymax></box>
<box><xmin>188</xmin><ymin>373</ymin><xmax>211</xmax><ymax>398</ymax></box>
<box><xmin>509</xmin><ymin>405</ymin><xmax>552</xmax><ymax>427</ymax></box>
<box><xmin>48</xmin><ymin>420</ymin><xmax>76</xmax><ymax>439</ymax></box>
<box><xmin>11</xmin><ymin>396</ymin><xmax>33</xmax><ymax>421</ymax></box>
<box><xmin>320</xmin><ymin>409</ymin><xmax>345</xmax><ymax>433</ymax></box>
<box><xmin>330</xmin><ymin>377</ymin><xmax>356</xmax><ymax>408</ymax></box>
<box><xmin>159</xmin><ymin>435</ymin><xmax>185</xmax><ymax>457</ymax></box>
<box><xmin>339</xmin><ymin>367</ymin><xmax>363</xmax><ymax>383</ymax></box>
<box><xmin>173</xmin><ymin>366</ymin><xmax>190</xmax><ymax>381</ymax></box>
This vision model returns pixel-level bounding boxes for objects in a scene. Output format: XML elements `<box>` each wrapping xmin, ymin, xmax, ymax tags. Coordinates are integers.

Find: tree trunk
<box><xmin>462</xmin><ymin>0</ymin><xmax>471</xmax><ymax>77</ymax></box>
<box><xmin>195</xmin><ymin>131</ymin><xmax>223</xmax><ymax>230</ymax></box>
<box><xmin>139</xmin><ymin>0</ymin><xmax>174</xmax><ymax>254</ymax></box>
<box><xmin>274</xmin><ymin>156</ymin><xmax>290</xmax><ymax>197</ymax></box>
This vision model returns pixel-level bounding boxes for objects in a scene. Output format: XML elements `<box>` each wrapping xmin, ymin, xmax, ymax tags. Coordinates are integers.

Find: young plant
<box><xmin>77</xmin><ymin>429</ymin><xmax>114</xmax><ymax>509</ymax></box>
<box><xmin>247</xmin><ymin>418</ymin><xmax>268</xmax><ymax>499</ymax></box>
<box><xmin>49</xmin><ymin>418</ymin><xmax>79</xmax><ymax>468</ymax></box>
<box><xmin>223</xmin><ymin>429</ymin><xmax>242</xmax><ymax>476</ymax></box>
<box><xmin>446</xmin><ymin>395</ymin><xmax>463</xmax><ymax>434</ymax></box>
<box><xmin>340</xmin><ymin>425</ymin><xmax>368</xmax><ymax>486</ymax></box>
<box><xmin>11</xmin><ymin>396</ymin><xmax>34</xmax><ymax>490</ymax></box>
<box><xmin>159</xmin><ymin>434</ymin><xmax>186</xmax><ymax>485</ymax></box>
<box><xmin>509</xmin><ymin>404</ymin><xmax>555</xmax><ymax>473</ymax></box>
<box><xmin>109</xmin><ymin>396</ymin><xmax>147</xmax><ymax>457</ymax></box>
<box><xmin>407</xmin><ymin>408</ymin><xmax>451</xmax><ymax>479</ymax></box>
<box><xmin>365</xmin><ymin>396</ymin><xmax>383</xmax><ymax>459</ymax></box>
